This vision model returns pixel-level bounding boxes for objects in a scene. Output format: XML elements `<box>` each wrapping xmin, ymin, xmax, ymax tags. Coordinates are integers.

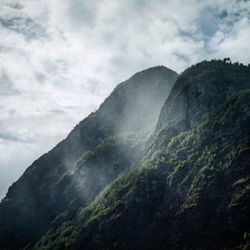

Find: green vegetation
<box><xmin>36</xmin><ymin>89</ymin><xmax>250</xmax><ymax>250</ymax></box>
<box><xmin>0</xmin><ymin>65</ymin><xmax>178</xmax><ymax>250</ymax></box>
<box><xmin>1</xmin><ymin>60</ymin><xmax>250</xmax><ymax>250</ymax></box>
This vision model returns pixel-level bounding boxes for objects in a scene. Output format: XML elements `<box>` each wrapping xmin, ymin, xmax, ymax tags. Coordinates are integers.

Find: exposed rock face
<box><xmin>0</xmin><ymin>66</ymin><xmax>178</xmax><ymax>250</ymax></box>
<box><xmin>157</xmin><ymin>60</ymin><xmax>250</xmax><ymax>132</ymax></box>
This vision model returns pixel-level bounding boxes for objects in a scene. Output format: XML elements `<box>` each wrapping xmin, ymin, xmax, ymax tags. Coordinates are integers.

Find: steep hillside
<box><xmin>157</xmin><ymin>60</ymin><xmax>250</xmax><ymax>132</ymax></box>
<box><xmin>34</xmin><ymin>60</ymin><xmax>250</xmax><ymax>250</ymax></box>
<box><xmin>37</xmin><ymin>90</ymin><xmax>250</xmax><ymax>250</ymax></box>
<box><xmin>0</xmin><ymin>66</ymin><xmax>178</xmax><ymax>250</ymax></box>
<box><xmin>1</xmin><ymin>60</ymin><xmax>249</xmax><ymax>250</ymax></box>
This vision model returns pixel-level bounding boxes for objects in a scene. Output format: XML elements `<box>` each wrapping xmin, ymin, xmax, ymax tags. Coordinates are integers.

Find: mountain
<box><xmin>157</xmin><ymin>60</ymin><xmax>250</xmax><ymax>132</ymax></box>
<box><xmin>34</xmin><ymin>60</ymin><xmax>250</xmax><ymax>250</ymax></box>
<box><xmin>0</xmin><ymin>66</ymin><xmax>178</xmax><ymax>250</ymax></box>
<box><xmin>1</xmin><ymin>60</ymin><xmax>250</xmax><ymax>250</ymax></box>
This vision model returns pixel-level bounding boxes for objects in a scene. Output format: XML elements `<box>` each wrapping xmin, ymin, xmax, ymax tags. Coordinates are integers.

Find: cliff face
<box><xmin>0</xmin><ymin>66</ymin><xmax>178</xmax><ymax>250</ymax></box>
<box><xmin>35</xmin><ymin>61</ymin><xmax>250</xmax><ymax>250</ymax></box>
<box><xmin>157</xmin><ymin>60</ymin><xmax>250</xmax><ymax>132</ymax></box>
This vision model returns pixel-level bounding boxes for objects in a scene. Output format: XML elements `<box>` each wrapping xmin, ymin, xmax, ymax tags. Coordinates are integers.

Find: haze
<box><xmin>0</xmin><ymin>0</ymin><xmax>250</xmax><ymax>199</ymax></box>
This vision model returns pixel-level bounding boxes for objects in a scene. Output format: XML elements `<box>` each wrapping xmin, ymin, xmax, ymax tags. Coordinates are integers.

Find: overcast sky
<box><xmin>0</xmin><ymin>0</ymin><xmax>250</xmax><ymax>199</ymax></box>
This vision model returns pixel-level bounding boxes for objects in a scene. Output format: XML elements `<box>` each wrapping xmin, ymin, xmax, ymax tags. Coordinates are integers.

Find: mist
<box><xmin>1</xmin><ymin>0</ymin><xmax>250</xmax><ymax>200</ymax></box>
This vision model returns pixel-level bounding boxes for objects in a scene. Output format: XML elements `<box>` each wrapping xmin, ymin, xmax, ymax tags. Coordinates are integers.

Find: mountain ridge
<box><xmin>156</xmin><ymin>60</ymin><xmax>250</xmax><ymax>132</ymax></box>
<box><xmin>0</xmin><ymin>65</ymin><xmax>178</xmax><ymax>250</ymax></box>
<box><xmin>33</xmin><ymin>60</ymin><xmax>250</xmax><ymax>250</ymax></box>
<box><xmin>0</xmin><ymin>60</ymin><xmax>250</xmax><ymax>250</ymax></box>
<box><xmin>35</xmin><ymin>89</ymin><xmax>250</xmax><ymax>250</ymax></box>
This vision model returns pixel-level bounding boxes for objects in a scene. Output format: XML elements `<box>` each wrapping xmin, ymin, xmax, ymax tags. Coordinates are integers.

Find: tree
<box><xmin>223</xmin><ymin>58</ymin><xmax>231</xmax><ymax>63</ymax></box>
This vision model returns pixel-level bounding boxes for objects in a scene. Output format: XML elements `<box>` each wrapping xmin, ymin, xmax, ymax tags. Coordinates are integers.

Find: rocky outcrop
<box><xmin>157</xmin><ymin>60</ymin><xmax>250</xmax><ymax>133</ymax></box>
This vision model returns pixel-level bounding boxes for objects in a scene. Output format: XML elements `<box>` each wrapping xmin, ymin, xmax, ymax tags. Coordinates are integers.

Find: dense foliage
<box><xmin>35</xmin><ymin>90</ymin><xmax>250</xmax><ymax>250</ymax></box>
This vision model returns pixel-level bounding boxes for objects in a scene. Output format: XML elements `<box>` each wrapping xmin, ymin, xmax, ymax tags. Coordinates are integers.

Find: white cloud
<box><xmin>0</xmin><ymin>0</ymin><xmax>249</xmax><ymax>199</ymax></box>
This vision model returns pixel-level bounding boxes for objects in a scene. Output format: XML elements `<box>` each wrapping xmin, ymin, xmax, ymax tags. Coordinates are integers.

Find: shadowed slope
<box><xmin>0</xmin><ymin>66</ymin><xmax>178</xmax><ymax>250</ymax></box>
<box><xmin>37</xmin><ymin>90</ymin><xmax>250</xmax><ymax>250</ymax></box>
<box><xmin>35</xmin><ymin>61</ymin><xmax>250</xmax><ymax>250</ymax></box>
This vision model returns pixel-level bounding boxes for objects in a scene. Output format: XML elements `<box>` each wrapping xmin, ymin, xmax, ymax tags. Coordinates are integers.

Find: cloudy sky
<box><xmin>0</xmin><ymin>0</ymin><xmax>250</xmax><ymax>199</ymax></box>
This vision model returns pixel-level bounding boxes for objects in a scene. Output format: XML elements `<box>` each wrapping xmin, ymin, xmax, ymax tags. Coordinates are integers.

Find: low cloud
<box><xmin>0</xmin><ymin>16</ymin><xmax>47</xmax><ymax>39</ymax></box>
<box><xmin>0</xmin><ymin>132</ymin><xmax>26</xmax><ymax>142</ymax></box>
<box><xmin>0</xmin><ymin>70</ymin><xmax>20</xmax><ymax>96</ymax></box>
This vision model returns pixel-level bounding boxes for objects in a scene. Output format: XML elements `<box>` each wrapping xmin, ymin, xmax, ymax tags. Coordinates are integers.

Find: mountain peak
<box><xmin>112</xmin><ymin>65</ymin><xmax>177</xmax><ymax>91</ymax></box>
<box><xmin>0</xmin><ymin>65</ymin><xmax>178</xmax><ymax>250</ymax></box>
<box><xmin>156</xmin><ymin>59</ymin><xmax>250</xmax><ymax>132</ymax></box>
<box><xmin>131</xmin><ymin>65</ymin><xmax>177</xmax><ymax>77</ymax></box>
<box><xmin>97</xmin><ymin>65</ymin><xmax>178</xmax><ymax>134</ymax></box>
<box><xmin>1</xmin><ymin>60</ymin><xmax>249</xmax><ymax>250</ymax></box>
